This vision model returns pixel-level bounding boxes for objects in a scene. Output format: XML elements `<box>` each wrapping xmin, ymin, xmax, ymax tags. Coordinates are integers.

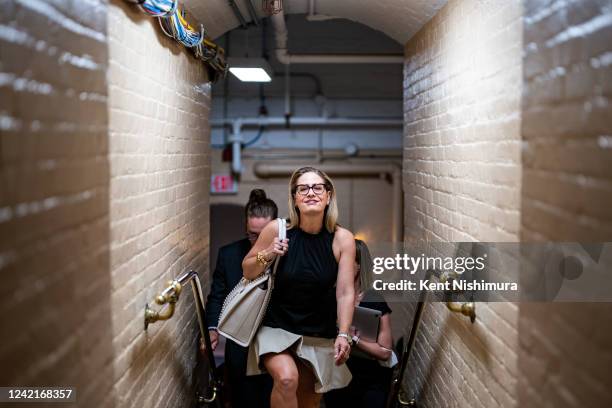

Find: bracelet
<box><xmin>256</xmin><ymin>251</ymin><xmax>271</xmax><ymax>267</ymax></box>
<box><xmin>337</xmin><ymin>332</ymin><xmax>353</xmax><ymax>346</ymax></box>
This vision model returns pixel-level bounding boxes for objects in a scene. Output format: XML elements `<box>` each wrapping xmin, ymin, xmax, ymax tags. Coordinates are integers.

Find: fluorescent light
<box><xmin>229</xmin><ymin>67</ymin><xmax>272</xmax><ymax>82</ymax></box>
<box><xmin>228</xmin><ymin>57</ymin><xmax>273</xmax><ymax>82</ymax></box>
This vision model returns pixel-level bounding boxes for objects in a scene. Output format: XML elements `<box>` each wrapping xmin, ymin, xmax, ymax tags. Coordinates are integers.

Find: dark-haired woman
<box><xmin>204</xmin><ymin>189</ymin><xmax>278</xmax><ymax>408</ymax></box>
<box><xmin>324</xmin><ymin>239</ymin><xmax>395</xmax><ymax>408</ymax></box>
<box><xmin>243</xmin><ymin>167</ymin><xmax>356</xmax><ymax>408</ymax></box>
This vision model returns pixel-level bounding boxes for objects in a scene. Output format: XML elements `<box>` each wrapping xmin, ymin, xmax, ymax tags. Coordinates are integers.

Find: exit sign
<box><xmin>211</xmin><ymin>174</ymin><xmax>238</xmax><ymax>194</ymax></box>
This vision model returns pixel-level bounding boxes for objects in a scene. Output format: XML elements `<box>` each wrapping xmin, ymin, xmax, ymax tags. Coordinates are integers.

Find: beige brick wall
<box><xmin>402</xmin><ymin>0</ymin><xmax>612</xmax><ymax>407</ymax></box>
<box><xmin>402</xmin><ymin>0</ymin><xmax>522</xmax><ymax>406</ymax></box>
<box><xmin>0</xmin><ymin>0</ymin><xmax>113</xmax><ymax>406</ymax></box>
<box><xmin>521</xmin><ymin>0</ymin><xmax>612</xmax><ymax>241</ymax></box>
<box><xmin>403</xmin><ymin>0</ymin><xmax>522</xmax><ymax>243</ymax></box>
<box><xmin>0</xmin><ymin>1</ymin><xmax>211</xmax><ymax>407</ymax></box>
<box><xmin>107</xmin><ymin>1</ymin><xmax>211</xmax><ymax>407</ymax></box>
<box><xmin>519</xmin><ymin>0</ymin><xmax>612</xmax><ymax>407</ymax></box>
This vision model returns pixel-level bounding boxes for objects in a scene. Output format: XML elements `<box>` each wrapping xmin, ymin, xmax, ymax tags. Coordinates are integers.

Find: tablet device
<box><xmin>353</xmin><ymin>305</ymin><xmax>382</xmax><ymax>342</ymax></box>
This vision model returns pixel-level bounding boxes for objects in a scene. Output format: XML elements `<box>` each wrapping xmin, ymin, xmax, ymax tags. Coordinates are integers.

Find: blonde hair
<box><xmin>287</xmin><ymin>167</ymin><xmax>338</xmax><ymax>233</ymax></box>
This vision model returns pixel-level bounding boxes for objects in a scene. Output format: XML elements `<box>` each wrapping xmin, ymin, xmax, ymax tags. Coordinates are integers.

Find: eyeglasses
<box><xmin>295</xmin><ymin>183</ymin><xmax>328</xmax><ymax>196</ymax></box>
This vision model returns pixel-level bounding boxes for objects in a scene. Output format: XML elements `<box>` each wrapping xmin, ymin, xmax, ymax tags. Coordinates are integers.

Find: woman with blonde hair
<box><xmin>242</xmin><ymin>167</ymin><xmax>356</xmax><ymax>408</ymax></box>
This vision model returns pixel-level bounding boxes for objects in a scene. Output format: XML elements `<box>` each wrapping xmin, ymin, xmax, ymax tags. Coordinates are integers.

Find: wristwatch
<box><xmin>337</xmin><ymin>332</ymin><xmax>353</xmax><ymax>346</ymax></box>
<box><xmin>352</xmin><ymin>335</ymin><xmax>360</xmax><ymax>345</ymax></box>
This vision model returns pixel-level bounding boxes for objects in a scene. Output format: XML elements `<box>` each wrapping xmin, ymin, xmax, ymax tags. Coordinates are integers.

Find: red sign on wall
<box><xmin>211</xmin><ymin>174</ymin><xmax>238</xmax><ymax>194</ymax></box>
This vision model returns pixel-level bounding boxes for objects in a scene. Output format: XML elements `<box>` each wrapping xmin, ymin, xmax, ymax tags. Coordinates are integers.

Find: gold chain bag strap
<box><xmin>216</xmin><ymin>218</ymin><xmax>286</xmax><ymax>347</ymax></box>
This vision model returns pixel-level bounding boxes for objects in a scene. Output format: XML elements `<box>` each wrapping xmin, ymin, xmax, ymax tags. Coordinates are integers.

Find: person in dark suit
<box><xmin>203</xmin><ymin>189</ymin><xmax>277</xmax><ymax>408</ymax></box>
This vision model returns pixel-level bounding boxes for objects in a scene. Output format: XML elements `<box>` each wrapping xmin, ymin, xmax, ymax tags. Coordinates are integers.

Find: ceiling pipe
<box><xmin>273</xmin><ymin>72</ymin><xmax>323</xmax><ymax>95</ymax></box>
<box><xmin>228</xmin><ymin>120</ymin><xmax>243</xmax><ymax>174</ymax></box>
<box><xmin>244</xmin><ymin>0</ymin><xmax>259</xmax><ymax>26</ymax></box>
<box><xmin>253</xmin><ymin>163</ymin><xmax>403</xmax><ymax>243</ymax></box>
<box><xmin>307</xmin><ymin>0</ymin><xmax>336</xmax><ymax>21</ymax></box>
<box><xmin>215</xmin><ymin>116</ymin><xmax>402</xmax><ymax>175</ymax></box>
<box><xmin>212</xmin><ymin>117</ymin><xmax>403</xmax><ymax>128</ymax></box>
<box><xmin>270</xmin><ymin>12</ymin><xmax>404</xmax><ymax>65</ymax></box>
<box><xmin>284</xmin><ymin>63</ymin><xmax>291</xmax><ymax>125</ymax></box>
<box><xmin>241</xmin><ymin>149</ymin><xmax>402</xmax><ymax>160</ymax></box>
<box><xmin>228</xmin><ymin>0</ymin><xmax>248</xmax><ymax>28</ymax></box>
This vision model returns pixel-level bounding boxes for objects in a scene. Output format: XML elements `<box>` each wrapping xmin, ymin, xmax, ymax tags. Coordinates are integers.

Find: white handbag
<box><xmin>216</xmin><ymin>218</ymin><xmax>286</xmax><ymax>347</ymax></box>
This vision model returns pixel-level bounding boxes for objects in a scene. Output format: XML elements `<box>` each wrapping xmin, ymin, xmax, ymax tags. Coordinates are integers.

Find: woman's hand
<box><xmin>348</xmin><ymin>314</ymin><xmax>393</xmax><ymax>361</ymax></box>
<box><xmin>242</xmin><ymin>220</ymin><xmax>288</xmax><ymax>280</ymax></box>
<box><xmin>334</xmin><ymin>335</ymin><xmax>351</xmax><ymax>365</ymax></box>
<box><xmin>199</xmin><ymin>330</ymin><xmax>218</xmax><ymax>354</ymax></box>
<box><xmin>263</xmin><ymin>237</ymin><xmax>289</xmax><ymax>261</ymax></box>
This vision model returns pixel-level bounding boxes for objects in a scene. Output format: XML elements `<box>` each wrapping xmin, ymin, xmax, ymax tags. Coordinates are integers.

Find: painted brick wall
<box><xmin>402</xmin><ymin>0</ymin><xmax>523</xmax><ymax>407</ymax></box>
<box><xmin>403</xmin><ymin>0</ymin><xmax>522</xmax><ymax>243</ymax></box>
<box><xmin>0</xmin><ymin>0</ymin><xmax>113</xmax><ymax>406</ymax></box>
<box><xmin>402</xmin><ymin>0</ymin><xmax>612</xmax><ymax>407</ymax></box>
<box><xmin>519</xmin><ymin>0</ymin><xmax>612</xmax><ymax>407</ymax></box>
<box><xmin>107</xmin><ymin>1</ymin><xmax>211</xmax><ymax>407</ymax></box>
<box><xmin>1</xmin><ymin>1</ymin><xmax>212</xmax><ymax>406</ymax></box>
<box><xmin>521</xmin><ymin>0</ymin><xmax>612</xmax><ymax>241</ymax></box>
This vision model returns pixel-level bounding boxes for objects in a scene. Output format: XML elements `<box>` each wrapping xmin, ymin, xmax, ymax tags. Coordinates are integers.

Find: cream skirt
<box><xmin>246</xmin><ymin>326</ymin><xmax>352</xmax><ymax>393</ymax></box>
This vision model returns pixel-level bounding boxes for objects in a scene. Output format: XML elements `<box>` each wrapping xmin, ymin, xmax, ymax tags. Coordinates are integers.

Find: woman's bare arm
<box><xmin>332</xmin><ymin>227</ymin><xmax>356</xmax><ymax>365</ymax></box>
<box><xmin>241</xmin><ymin>220</ymin><xmax>288</xmax><ymax>280</ymax></box>
<box><xmin>353</xmin><ymin>314</ymin><xmax>393</xmax><ymax>361</ymax></box>
<box><xmin>334</xmin><ymin>228</ymin><xmax>356</xmax><ymax>334</ymax></box>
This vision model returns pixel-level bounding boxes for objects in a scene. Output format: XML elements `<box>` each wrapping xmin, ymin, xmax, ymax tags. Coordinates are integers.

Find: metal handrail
<box><xmin>387</xmin><ymin>265</ymin><xmax>478</xmax><ymax>407</ymax></box>
<box><xmin>144</xmin><ymin>270</ymin><xmax>223</xmax><ymax>407</ymax></box>
<box><xmin>387</xmin><ymin>269</ymin><xmax>431</xmax><ymax>408</ymax></box>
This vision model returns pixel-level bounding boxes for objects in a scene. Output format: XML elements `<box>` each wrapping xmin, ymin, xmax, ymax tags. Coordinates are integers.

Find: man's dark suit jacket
<box><xmin>205</xmin><ymin>238</ymin><xmax>251</xmax><ymax>329</ymax></box>
<box><xmin>205</xmin><ymin>238</ymin><xmax>271</xmax><ymax>408</ymax></box>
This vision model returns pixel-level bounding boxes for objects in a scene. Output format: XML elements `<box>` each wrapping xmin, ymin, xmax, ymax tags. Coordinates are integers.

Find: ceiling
<box><xmin>183</xmin><ymin>0</ymin><xmax>447</xmax><ymax>44</ymax></box>
<box><xmin>212</xmin><ymin>14</ymin><xmax>405</xmax><ymax>99</ymax></box>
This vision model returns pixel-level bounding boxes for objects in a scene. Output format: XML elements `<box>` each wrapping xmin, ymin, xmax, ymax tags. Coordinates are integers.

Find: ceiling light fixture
<box><xmin>228</xmin><ymin>57</ymin><xmax>273</xmax><ymax>82</ymax></box>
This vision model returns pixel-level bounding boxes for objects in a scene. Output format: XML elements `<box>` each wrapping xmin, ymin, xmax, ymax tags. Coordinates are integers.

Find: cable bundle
<box><xmin>158</xmin><ymin>7</ymin><xmax>205</xmax><ymax>48</ymax></box>
<box><xmin>128</xmin><ymin>0</ymin><xmax>228</xmax><ymax>82</ymax></box>
<box><xmin>194</xmin><ymin>39</ymin><xmax>229</xmax><ymax>80</ymax></box>
<box><xmin>138</xmin><ymin>0</ymin><xmax>177</xmax><ymax>17</ymax></box>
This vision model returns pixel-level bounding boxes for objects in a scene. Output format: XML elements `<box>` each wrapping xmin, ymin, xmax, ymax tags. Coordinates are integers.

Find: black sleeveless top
<box><xmin>263</xmin><ymin>226</ymin><xmax>339</xmax><ymax>338</ymax></box>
